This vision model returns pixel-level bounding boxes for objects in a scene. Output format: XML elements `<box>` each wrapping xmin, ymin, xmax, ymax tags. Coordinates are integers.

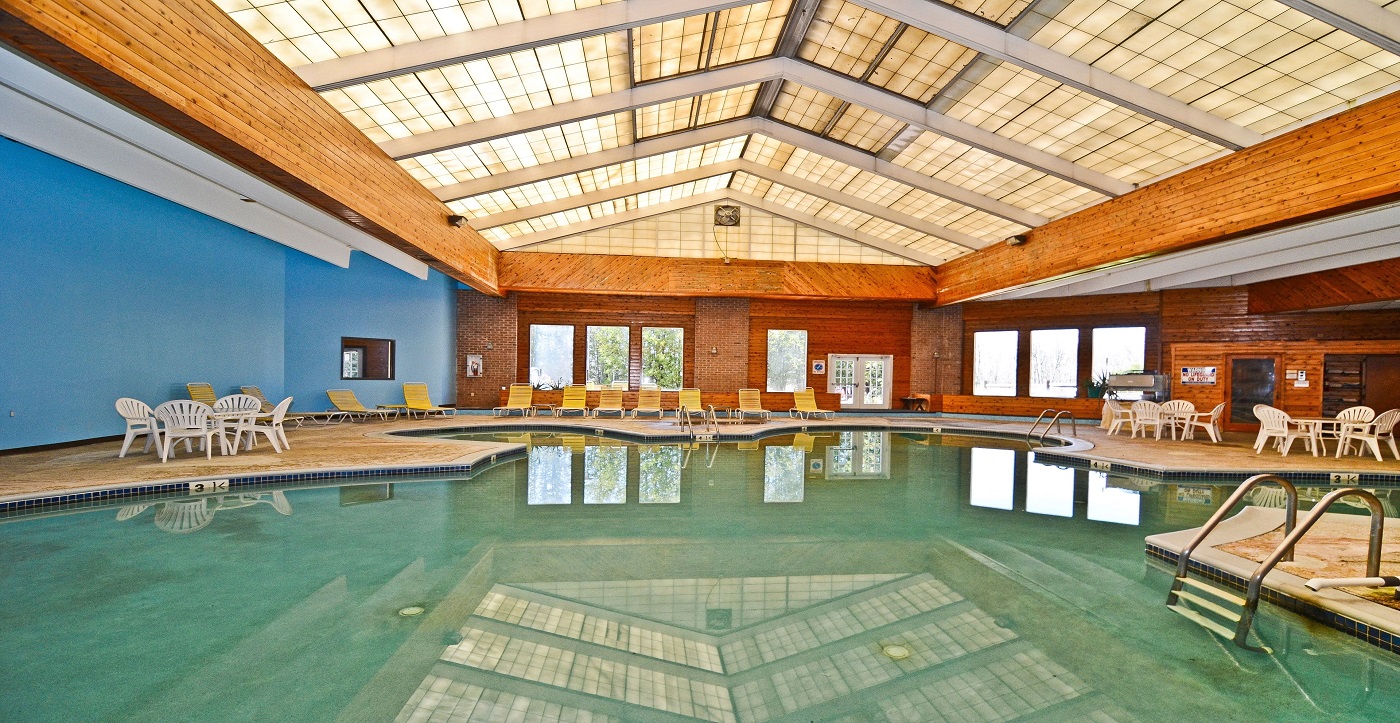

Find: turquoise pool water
<box><xmin>1</xmin><ymin>431</ymin><xmax>1397</xmax><ymax>721</ymax></box>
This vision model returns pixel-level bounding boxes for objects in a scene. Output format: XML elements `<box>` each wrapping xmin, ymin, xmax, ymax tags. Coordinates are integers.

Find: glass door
<box><xmin>828</xmin><ymin>355</ymin><xmax>893</xmax><ymax>409</ymax></box>
<box><xmin>1225</xmin><ymin>356</ymin><xmax>1279</xmax><ymax>432</ymax></box>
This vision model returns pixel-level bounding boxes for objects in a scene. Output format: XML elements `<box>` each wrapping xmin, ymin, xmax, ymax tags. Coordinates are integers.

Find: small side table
<box><xmin>900</xmin><ymin>396</ymin><xmax>928</xmax><ymax>411</ymax></box>
<box><xmin>531</xmin><ymin>403</ymin><xmax>557</xmax><ymax>417</ymax></box>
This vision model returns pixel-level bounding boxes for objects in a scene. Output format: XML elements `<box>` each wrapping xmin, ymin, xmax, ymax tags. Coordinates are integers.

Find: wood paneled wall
<box><xmin>1247</xmin><ymin>257</ymin><xmax>1400</xmax><ymax>314</ymax></box>
<box><xmin>1161</xmin><ymin>288</ymin><xmax>1400</xmax><ymax>343</ymax></box>
<box><xmin>0</xmin><ymin>0</ymin><xmax>499</xmax><ymax>292</ymax></box>
<box><xmin>747</xmin><ymin>299</ymin><xmax>914</xmax><ymax>397</ymax></box>
<box><xmin>936</xmin><ymin>90</ymin><xmax>1400</xmax><ymax>304</ymax></box>
<box><xmin>959</xmin><ymin>293</ymin><xmax>1163</xmax><ymax>396</ymax></box>
<box><xmin>515</xmin><ymin>293</ymin><xmax>698</xmax><ymax>389</ymax></box>
<box><xmin>1167</xmin><ymin>341</ymin><xmax>1400</xmax><ymax>417</ymax></box>
<box><xmin>498</xmin><ymin>253</ymin><xmax>938</xmax><ymax>300</ymax></box>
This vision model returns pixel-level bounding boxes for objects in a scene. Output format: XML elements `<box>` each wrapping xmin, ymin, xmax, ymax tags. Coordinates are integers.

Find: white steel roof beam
<box><xmin>433</xmin><ymin>117</ymin><xmax>1047</xmax><ymax>228</ymax></box>
<box><xmin>494</xmin><ymin>191</ymin><xmax>732</xmax><ymax>249</ymax></box>
<box><xmin>856</xmin><ymin>0</ymin><xmax>1263</xmax><ymax>151</ymax></box>
<box><xmin>726</xmin><ymin>191</ymin><xmax>950</xmax><ymax>265</ymax></box>
<box><xmin>297</xmin><ymin>0</ymin><xmax>756</xmax><ymax>91</ymax></box>
<box><xmin>472</xmin><ymin>165</ymin><xmax>739</xmax><ymax>227</ymax></box>
<box><xmin>1271</xmin><ymin>0</ymin><xmax>1400</xmax><ymax>58</ymax></box>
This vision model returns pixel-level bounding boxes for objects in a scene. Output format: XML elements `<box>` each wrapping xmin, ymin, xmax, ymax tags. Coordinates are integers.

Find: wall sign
<box><xmin>1180</xmin><ymin>366</ymin><xmax>1217</xmax><ymax>385</ymax></box>
<box><xmin>811</xmin><ymin>360</ymin><xmax>826</xmax><ymax>374</ymax></box>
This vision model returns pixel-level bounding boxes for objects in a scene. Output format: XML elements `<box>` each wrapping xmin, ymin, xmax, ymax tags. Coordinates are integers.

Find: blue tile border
<box><xmin>387</xmin><ymin>422</ymin><xmax>1068</xmax><ymax>447</ymax></box>
<box><xmin>1146</xmin><ymin>544</ymin><xmax>1400</xmax><ymax>656</ymax></box>
<box><xmin>0</xmin><ymin>450</ymin><xmax>527</xmax><ymax>520</ymax></box>
<box><xmin>1034</xmin><ymin>451</ymin><xmax>1400</xmax><ymax>487</ymax></box>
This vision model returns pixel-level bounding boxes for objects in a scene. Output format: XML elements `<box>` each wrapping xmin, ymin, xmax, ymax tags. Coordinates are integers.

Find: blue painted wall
<box><xmin>283</xmin><ymin>252</ymin><xmax>457</xmax><ymax>413</ymax></box>
<box><xmin>0</xmin><ymin>138</ymin><xmax>457</xmax><ymax>450</ymax></box>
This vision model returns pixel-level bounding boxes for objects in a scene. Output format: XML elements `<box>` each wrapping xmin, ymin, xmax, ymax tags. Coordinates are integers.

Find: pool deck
<box><xmin>4</xmin><ymin>410</ymin><xmax>1399</xmax><ymax>652</ymax></box>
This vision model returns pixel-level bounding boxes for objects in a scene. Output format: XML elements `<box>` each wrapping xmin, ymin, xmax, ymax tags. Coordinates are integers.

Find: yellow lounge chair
<box><xmin>326</xmin><ymin>389</ymin><xmax>397</xmax><ymax>422</ymax></box>
<box><xmin>554</xmin><ymin>385</ymin><xmax>590</xmax><ymax>417</ymax></box>
<box><xmin>789</xmin><ymin>388</ymin><xmax>834</xmax><ymax>419</ymax></box>
<box><xmin>676</xmin><ymin>388</ymin><xmax>707</xmax><ymax>422</ymax></box>
<box><xmin>792</xmin><ymin>432</ymin><xmax>816</xmax><ymax>452</ymax></box>
<box><xmin>401</xmin><ymin>382</ymin><xmax>455</xmax><ymax>418</ymax></box>
<box><xmin>493</xmin><ymin>384</ymin><xmax>534</xmax><ymax>417</ymax></box>
<box><xmin>592</xmin><ymin>389</ymin><xmax>625</xmax><ymax>417</ymax></box>
<box><xmin>186</xmin><ymin>382</ymin><xmax>217</xmax><ymax>406</ymax></box>
<box><xmin>240</xmin><ymin>385</ymin><xmax>333</xmax><ymax>426</ymax></box>
<box><xmin>632</xmin><ymin>388</ymin><xmax>664</xmax><ymax>418</ymax></box>
<box><xmin>737</xmin><ymin>388</ymin><xmax>771</xmax><ymax>421</ymax></box>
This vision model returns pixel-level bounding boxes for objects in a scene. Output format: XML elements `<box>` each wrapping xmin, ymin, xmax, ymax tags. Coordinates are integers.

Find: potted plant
<box><xmin>1085</xmin><ymin>371</ymin><xmax>1112</xmax><ymax>399</ymax></box>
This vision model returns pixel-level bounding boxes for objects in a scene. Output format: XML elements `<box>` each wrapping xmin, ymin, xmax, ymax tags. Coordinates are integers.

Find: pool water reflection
<box><xmin>0</xmin><ymin>431</ymin><xmax>1396</xmax><ymax>722</ymax></box>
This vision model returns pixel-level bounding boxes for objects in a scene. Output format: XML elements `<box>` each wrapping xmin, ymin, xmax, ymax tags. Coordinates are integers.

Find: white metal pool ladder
<box><xmin>1027</xmin><ymin>409</ymin><xmax>1076</xmax><ymax>445</ymax></box>
<box><xmin>1166</xmin><ymin>474</ymin><xmax>1387</xmax><ymax>653</ymax></box>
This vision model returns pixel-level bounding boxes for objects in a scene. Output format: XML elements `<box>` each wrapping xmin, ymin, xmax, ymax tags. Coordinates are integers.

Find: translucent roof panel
<box><xmin>936</xmin><ymin>0</ymin><xmax>1035</xmax><ymax>26</ymax></box>
<box><xmin>824</xmin><ymin>104</ymin><xmax>905</xmax><ymax>151</ymax></box>
<box><xmin>731</xmin><ymin>172</ymin><xmax>972</xmax><ymax>261</ymax></box>
<box><xmin>632</xmin><ymin>0</ymin><xmax>792</xmax><ymax>83</ymax></box>
<box><xmin>798</xmin><ymin>0</ymin><xmax>903</xmax><ymax>77</ymax></box>
<box><xmin>893</xmin><ymin>130</ymin><xmax>1106</xmax><ymax>217</ymax></box>
<box><xmin>320</xmin><ymin>33</ymin><xmax>629</xmax><ymax>142</ymax></box>
<box><xmin>743</xmin><ymin>135</ymin><xmax>1030</xmax><ymax>242</ymax></box>
<box><xmin>769</xmin><ymin>82</ymin><xmax>844</xmax><ymax>133</ymax></box>
<box><xmin>521</xmin><ymin>201</ymin><xmax>919</xmax><ymax>264</ymax></box>
<box><xmin>398</xmin><ymin>113</ymin><xmax>631</xmax><ymax>188</ymax></box>
<box><xmin>865</xmin><ymin>25</ymin><xmax>981</xmax><ymax>103</ymax></box>
<box><xmin>480</xmin><ymin>175</ymin><xmax>733</xmax><ymax>239</ymax></box>
<box><xmin>940</xmin><ymin>61</ymin><xmax>1226</xmax><ymax>184</ymax></box>
<box><xmin>447</xmin><ymin>137</ymin><xmax>747</xmax><ymax>216</ymax></box>
<box><xmin>215</xmin><ymin>0</ymin><xmax>621</xmax><ymax>68</ymax></box>
<box><xmin>634</xmin><ymin>84</ymin><xmax>760</xmax><ymax>137</ymax></box>
<box><xmin>1026</xmin><ymin>0</ymin><xmax>1400</xmax><ymax>134</ymax></box>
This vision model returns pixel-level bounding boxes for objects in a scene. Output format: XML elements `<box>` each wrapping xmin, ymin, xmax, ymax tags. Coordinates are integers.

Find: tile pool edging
<box><xmin>1145</xmin><ymin>544</ymin><xmax>1400</xmax><ymax>656</ymax></box>
<box><xmin>1033</xmin><ymin>450</ymin><xmax>1400</xmax><ymax>487</ymax></box>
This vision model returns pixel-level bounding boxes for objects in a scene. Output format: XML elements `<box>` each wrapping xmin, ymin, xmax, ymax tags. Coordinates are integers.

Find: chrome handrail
<box><xmin>1235</xmin><ymin>487</ymin><xmax>1385</xmax><ymax>650</ymax></box>
<box><xmin>1169</xmin><ymin>474</ymin><xmax>1299</xmax><ymax>595</ymax></box>
<box><xmin>1026</xmin><ymin>409</ymin><xmax>1056</xmax><ymax>445</ymax></box>
<box><xmin>1027</xmin><ymin>409</ymin><xmax>1078</xmax><ymax>445</ymax></box>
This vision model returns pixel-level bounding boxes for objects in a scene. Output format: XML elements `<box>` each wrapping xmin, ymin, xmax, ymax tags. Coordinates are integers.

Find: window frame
<box><xmin>340</xmin><ymin>337</ymin><xmax>394</xmax><ymax>380</ymax></box>
<box><xmin>766</xmin><ymin>329</ymin><xmax>808</xmax><ymax>392</ymax></box>
<box><xmin>528</xmin><ymin>324</ymin><xmax>575</xmax><ymax>389</ymax></box>
<box><xmin>972</xmin><ymin>330</ymin><xmax>1018</xmax><ymax>397</ymax></box>
<box><xmin>640</xmin><ymin>326</ymin><xmax>685</xmax><ymax>390</ymax></box>
<box><xmin>585</xmin><ymin>325</ymin><xmax>631</xmax><ymax>389</ymax></box>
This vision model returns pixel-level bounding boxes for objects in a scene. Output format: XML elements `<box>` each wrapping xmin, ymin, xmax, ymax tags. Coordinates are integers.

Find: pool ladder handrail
<box><xmin>1026</xmin><ymin>409</ymin><xmax>1076</xmax><ymax>445</ymax></box>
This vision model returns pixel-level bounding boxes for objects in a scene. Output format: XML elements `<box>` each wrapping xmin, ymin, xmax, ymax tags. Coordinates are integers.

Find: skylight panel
<box><xmin>742</xmin><ymin>134</ymin><xmax>796</xmax><ymax>168</ymax></box>
<box><xmin>940</xmin><ymin>61</ymin><xmax>1226</xmax><ymax>183</ymax></box>
<box><xmin>866</xmin><ymin>26</ymin><xmax>980</xmax><ymax>103</ymax></box>
<box><xmin>799</xmin><ymin>0</ymin><xmax>902</xmax><ymax>76</ymax></box>
<box><xmin>635</xmin><ymin>85</ymin><xmax>759</xmax><ymax>137</ymax></box>
<box><xmin>480</xmin><ymin>175</ymin><xmax>734</xmax><ymax>237</ymax></box>
<box><xmin>321</xmin><ymin>33</ymin><xmax>629</xmax><ymax>140</ymax></box>
<box><xmin>769</xmin><ymin>82</ymin><xmax>844</xmax><ymax>132</ymax></box>
<box><xmin>1029</xmin><ymin>0</ymin><xmax>1400</xmax><ymax>134</ymax></box>
<box><xmin>937</xmin><ymin>0</ymin><xmax>1034</xmax><ymax>26</ymax></box>
<box><xmin>398</xmin><ymin>113</ymin><xmax>631</xmax><ymax>187</ymax></box>
<box><xmin>632</xmin><ymin>1</ymin><xmax>792</xmax><ymax>82</ymax></box>
<box><xmin>894</xmin><ymin>130</ymin><xmax>1104</xmax><ymax>216</ymax></box>
<box><xmin>731</xmin><ymin>172</ymin><xmax>774</xmax><ymax>196</ymax></box>
<box><xmin>215</xmin><ymin>0</ymin><xmax>621</xmax><ymax>67</ymax></box>
<box><xmin>824</xmin><ymin>104</ymin><xmax>905</xmax><ymax>151</ymax></box>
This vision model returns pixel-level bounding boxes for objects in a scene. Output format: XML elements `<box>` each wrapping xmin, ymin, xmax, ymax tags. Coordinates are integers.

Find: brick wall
<box><xmin>456</xmin><ymin>290</ymin><xmax>518</xmax><ymax>408</ymax></box>
<box><xmin>694</xmin><ymin>297</ymin><xmax>749</xmax><ymax>390</ymax></box>
<box><xmin>911</xmin><ymin>304</ymin><xmax>963</xmax><ymax>395</ymax></box>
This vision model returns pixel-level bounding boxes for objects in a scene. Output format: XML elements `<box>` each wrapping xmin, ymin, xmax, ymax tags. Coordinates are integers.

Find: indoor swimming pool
<box><xmin>1</xmin><ymin>430</ymin><xmax>1396</xmax><ymax>721</ymax></box>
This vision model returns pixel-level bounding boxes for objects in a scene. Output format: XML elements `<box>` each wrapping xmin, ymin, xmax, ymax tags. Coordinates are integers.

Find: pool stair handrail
<box><xmin>1166</xmin><ymin>473</ymin><xmax>1299</xmax><ymax>652</ymax></box>
<box><xmin>1027</xmin><ymin>409</ymin><xmax>1077</xmax><ymax>445</ymax></box>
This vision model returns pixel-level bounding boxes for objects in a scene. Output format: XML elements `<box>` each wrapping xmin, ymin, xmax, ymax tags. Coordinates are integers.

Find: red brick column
<box><xmin>457</xmin><ymin>291</ymin><xmax>518</xmax><ymax>408</ymax></box>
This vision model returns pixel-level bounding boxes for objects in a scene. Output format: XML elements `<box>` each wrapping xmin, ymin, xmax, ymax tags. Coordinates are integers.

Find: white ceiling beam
<box><xmin>1271</xmin><ymin>0</ymin><xmax>1400</xmax><ymax>58</ymax></box>
<box><xmin>296</xmin><ymin>0</ymin><xmax>756</xmax><ymax>91</ymax></box>
<box><xmin>726</xmin><ymin>191</ymin><xmax>950</xmax><ymax>265</ymax></box>
<box><xmin>384</xmin><ymin>57</ymin><xmax>1130</xmax><ymax>196</ymax></box>
<box><xmin>379</xmin><ymin>61</ymin><xmax>777</xmax><ymax>159</ymax></box>
<box><xmin>469</xmin><ymin>159</ymin><xmax>989</xmax><ymax>250</ymax></box>
<box><xmin>857</xmin><ymin>0</ymin><xmax>1263</xmax><ymax>151</ymax></box>
<box><xmin>494</xmin><ymin>190</ymin><xmax>731</xmax><ymax>249</ymax></box>
<box><xmin>433</xmin><ymin>117</ymin><xmax>1046</xmax><ymax>228</ymax></box>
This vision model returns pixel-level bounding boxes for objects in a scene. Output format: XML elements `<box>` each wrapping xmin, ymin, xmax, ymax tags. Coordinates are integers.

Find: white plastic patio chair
<box><xmin>115</xmin><ymin>397</ymin><xmax>162</xmax><ymax>457</ymax></box>
<box><xmin>1253</xmin><ymin>404</ymin><xmax>1309</xmax><ymax>456</ymax></box>
<box><xmin>1336</xmin><ymin>408</ymin><xmax>1399</xmax><ymax>461</ymax></box>
<box><xmin>245</xmin><ymin>396</ymin><xmax>293</xmax><ymax>453</ymax></box>
<box><xmin>1103</xmin><ymin>400</ymin><xmax>1132</xmax><ymax>435</ymax></box>
<box><xmin>1130</xmin><ymin>401</ymin><xmax>1164</xmax><ymax>439</ymax></box>
<box><xmin>1182</xmin><ymin>402</ymin><xmax>1225</xmax><ymax>443</ymax></box>
<box><xmin>153</xmin><ymin>400</ymin><xmax>221</xmax><ymax>462</ymax></box>
<box><xmin>215</xmin><ymin>393</ymin><xmax>264</xmax><ymax>452</ymax></box>
<box><xmin>1159</xmin><ymin>400</ymin><xmax>1195</xmax><ymax>440</ymax></box>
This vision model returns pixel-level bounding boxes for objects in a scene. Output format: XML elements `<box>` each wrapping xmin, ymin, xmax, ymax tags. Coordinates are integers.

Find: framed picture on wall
<box><xmin>812</xmin><ymin>360</ymin><xmax>826</xmax><ymax>374</ymax></box>
<box><xmin>466</xmin><ymin>354</ymin><xmax>483</xmax><ymax>378</ymax></box>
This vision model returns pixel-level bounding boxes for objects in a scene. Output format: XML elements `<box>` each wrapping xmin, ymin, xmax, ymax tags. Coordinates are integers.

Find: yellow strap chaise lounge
<box><xmin>592</xmin><ymin>389</ymin><xmax>626</xmax><ymax>417</ymax></box>
<box><xmin>186</xmin><ymin>382</ymin><xmax>218</xmax><ymax>406</ymax></box>
<box><xmin>554</xmin><ymin>385</ymin><xmax>590</xmax><ymax>417</ymax></box>
<box><xmin>675</xmin><ymin>388</ymin><xmax>707</xmax><ymax>422</ymax></box>
<box><xmin>493</xmin><ymin>383</ymin><xmax>534</xmax><ymax>416</ymax></box>
<box><xmin>789</xmin><ymin>387</ymin><xmax>834</xmax><ymax>419</ymax></box>
<box><xmin>326</xmin><ymin>389</ymin><xmax>397</xmax><ymax>422</ymax></box>
<box><xmin>400</xmin><ymin>382</ymin><xmax>455</xmax><ymax>418</ymax></box>
<box><xmin>632</xmin><ymin>388</ymin><xmax>664</xmax><ymax>418</ymax></box>
<box><xmin>736</xmin><ymin>388</ymin><xmax>771</xmax><ymax>421</ymax></box>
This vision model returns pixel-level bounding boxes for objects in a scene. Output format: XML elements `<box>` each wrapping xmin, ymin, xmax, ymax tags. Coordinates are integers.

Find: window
<box><xmin>584</xmin><ymin>446</ymin><xmax>627</xmax><ymax>504</ymax></box>
<box><xmin>641</xmin><ymin>327</ymin><xmax>684</xmax><ymax>390</ymax></box>
<box><xmin>1087</xmin><ymin>472</ymin><xmax>1141</xmax><ymax>525</ymax></box>
<box><xmin>972</xmin><ymin>331</ymin><xmax>1017</xmax><ymax>396</ymax></box>
<box><xmin>766</xmin><ymin>329</ymin><xmax>807</xmax><ymax>392</ymax></box>
<box><xmin>586</xmin><ymin>325</ymin><xmax>629</xmax><ymax>388</ymax></box>
<box><xmin>763</xmin><ymin>445</ymin><xmax>804</xmax><ymax>502</ymax></box>
<box><xmin>639</xmin><ymin>446</ymin><xmax>682</xmax><ymax>503</ymax></box>
<box><xmin>1025</xmin><ymin>461</ymin><xmax>1074</xmax><ymax>517</ymax></box>
<box><xmin>527</xmin><ymin>445</ymin><xmax>572</xmax><ymax>505</ymax></box>
<box><xmin>529</xmin><ymin>325</ymin><xmax>573</xmax><ymax>389</ymax></box>
<box><xmin>969</xmin><ymin>447</ymin><xmax>1015</xmax><ymax>510</ymax></box>
<box><xmin>1030</xmin><ymin>328</ymin><xmax>1079</xmax><ymax>398</ymax></box>
<box><xmin>1092</xmin><ymin>327</ymin><xmax>1147</xmax><ymax>399</ymax></box>
<box><xmin>340</xmin><ymin>337</ymin><xmax>394</xmax><ymax>380</ymax></box>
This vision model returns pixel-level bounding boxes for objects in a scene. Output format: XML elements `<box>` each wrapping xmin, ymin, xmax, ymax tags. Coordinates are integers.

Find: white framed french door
<box><xmin>828</xmin><ymin>355</ymin><xmax>893</xmax><ymax>409</ymax></box>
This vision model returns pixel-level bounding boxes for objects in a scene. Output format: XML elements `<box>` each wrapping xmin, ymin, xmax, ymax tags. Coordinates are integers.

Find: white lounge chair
<box><xmin>115</xmin><ymin>397</ymin><xmax>162</xmax><ymax>458</ymax></box>
<box><xmin>245</xmin><ymin>397</ymin><xmax>293</xmax><ymax>453</ymax></box>
<box><xmin>1102</xmin><ymin>399</ymin><xmax>1132</xmax><ymax>436</ymax></box>
<box><xmin>153</xmin><ymin>400</ymin><xmax>222</xmax><ymax>462</ymax></box>
<box><xmin>1130</xmin><ymin>401</ymin><xmax>1165</xmax><ymax>440</ymax></box>
<box><xmin>1181</xmin><ymin>402</ymin><xmax>1225</xmax><ymax>443</ymax></box>
<box><xmin>1253</xmin><ymin>404</ymin><xmax>1309</xmax><ymax>456</ymax></box>
<box><xmin>1337</xmin><ymin>408</ymin><xmax>1399</xmax><ymax>461</ymax></box>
